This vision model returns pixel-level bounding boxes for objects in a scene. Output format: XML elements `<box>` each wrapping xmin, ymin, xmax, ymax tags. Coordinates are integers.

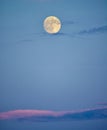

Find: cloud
<box><xmin>78</xmin><ymin>25</ymin><xmax>107</xmax><ymax>35</ymax></box>
<box><xmin>46</xmin><ymin>24</ymin><xmax>107</xmax><ymax>38</ymax></box>
<box><xmin>0</xmin><ymin>106</ymin><xmax>107</xmax><ymax>122</ymax></box>
<box><xmin>62</xmin><ymin>20</ymin><xmax>74</xmax><ymax>25</ymax></box>
<box><xmin>45</xmin><ymin>32</ymin><xmax>74</xmax><ymax>37</ymax></box>
<box><xmin>17</xmin><ymin>24</ymin><xmax>107</xmax><ymax>44</ymax></box>
<box><xmin>29</xmin><ymin>0</ymin><xmax>54</xmax><ymax>2</ymax></box>
<box><xmin>97</xmin><ymin>102</ymin><xmax>107</xmax><ymax>106</ymax></box>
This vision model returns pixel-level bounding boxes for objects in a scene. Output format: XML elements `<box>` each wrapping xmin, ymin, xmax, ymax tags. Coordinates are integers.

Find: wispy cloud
<box><xmin>29</xmin><ymin>0</ymin><xmax>54</xmax><ymax>2</ymax></box>
<box><xmin>78</xmin><ymin>25</ymin><xmax>107</xmax><ymax>35</ymax></box>
<box><xmin>62</xmin><ymin>20</ymin><xmax>74</xmax><ymax>25</ymax></box>
<box><xmin>45</xmin><ymin>32</ymin><xmax>74</xmax><ymax>37</ymax></box>
<box><xmin>17</xmin><ymin>24</ymin><xmax>107</xmax><ymax>44</ymax></box>
<box><xmin>97</xmin><ymin>102</ymin><xmax>107</xmax><ymax>106</ymax></box>
<box><xmin>0</xmin><ymin>107</ymin><xmax>107</xmax><ymax>122</ymax></box>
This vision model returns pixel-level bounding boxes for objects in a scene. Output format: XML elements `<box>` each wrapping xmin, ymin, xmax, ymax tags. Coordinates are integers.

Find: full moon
<box><xmin>43</xmin><ymin>16</ymin><xmax>61</xmax><ymax>34</ymax></box>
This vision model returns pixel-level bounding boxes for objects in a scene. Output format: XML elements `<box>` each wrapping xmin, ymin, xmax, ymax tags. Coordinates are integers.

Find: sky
<box><xmin>0</xmin><ymin>0</ymin><xmax>107</xmax><ymax>129</ymax></box>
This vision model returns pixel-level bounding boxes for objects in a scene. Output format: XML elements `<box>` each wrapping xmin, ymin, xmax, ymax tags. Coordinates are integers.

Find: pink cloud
<box><xmin>0</xmin><ymin>106</ymin><xmax>107</xmax><ymax>121</ymax></box>
<box><xmin>0</xmin><ymin>110</ymin><xmax>57</xmax><ymax>119</ymax></box>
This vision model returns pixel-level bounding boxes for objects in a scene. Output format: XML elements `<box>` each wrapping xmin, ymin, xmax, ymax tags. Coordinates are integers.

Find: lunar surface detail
<box><xmin>43</xmin><ymin>16</ymin><xmax>61</xmax><ymax>34</ymax></box>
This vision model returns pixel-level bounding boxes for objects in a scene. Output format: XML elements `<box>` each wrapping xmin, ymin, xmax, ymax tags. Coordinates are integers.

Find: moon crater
<box><xmin>43</xmin><ymin>16</ymin><xmax>61</xmax><ymax>34</ymax></box>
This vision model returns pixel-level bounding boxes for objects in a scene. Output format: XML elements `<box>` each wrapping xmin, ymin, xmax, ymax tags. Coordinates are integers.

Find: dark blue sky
<box><xmin>0</xmin><ymin>0</ymin><xmax>107</xmax><ymax>114</ymax></box>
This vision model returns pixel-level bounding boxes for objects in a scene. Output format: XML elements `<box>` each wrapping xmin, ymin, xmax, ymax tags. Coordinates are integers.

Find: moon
<box><xmin>43</xmin><ymin>16</ymin><xmax>61</xmax><ymax>34</ymax></box>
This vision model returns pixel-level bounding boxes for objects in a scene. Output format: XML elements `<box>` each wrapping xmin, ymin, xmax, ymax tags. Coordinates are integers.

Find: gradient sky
<box><xmin>0</xmin><ymin>0</ymin><xmax>107</xmax><ymax>116</ymax></box>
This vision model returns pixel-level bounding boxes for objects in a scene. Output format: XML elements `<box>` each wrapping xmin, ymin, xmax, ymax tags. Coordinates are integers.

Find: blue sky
<box><xmin>0</xmin><ymin>0</ymin><xmax>107</xmax><ymax>129</ymax></box>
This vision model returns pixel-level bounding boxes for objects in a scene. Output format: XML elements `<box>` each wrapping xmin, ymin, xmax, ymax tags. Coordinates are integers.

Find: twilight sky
<box><xmin>0</xmin><ymin>0</ymin><xmax>107</xmax><ymax>128</ymax></box>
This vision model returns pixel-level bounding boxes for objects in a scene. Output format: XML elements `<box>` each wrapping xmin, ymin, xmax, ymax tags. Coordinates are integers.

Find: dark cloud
<box><xmin>46</xmin><ymin>32</ymin><xmax>74</xmax><ymax>37</ymax></box>
<box><xmin>19</xmin><ymin>39</ymin><xmax>33</xmax><ymax>42</ymax></box>
<box><xmin>17</xmin><ymin>24</ymin><xmax>107</xmax><ymax>44</ymax></box>
<box><xmin>62</xmin><ymin>20</ymin><xmax>74</xmax><ymax>25</ymax></box>
<box><xmin>78</xmin><ymin>25</ymin><xmax>107</xmax><ymax>35</ymax></box>
<box><xmin>45</xmin><ymin>25</ymin><xmax>107</xmax><ymax>38</ymax></box>
<box><xmin>18</xmin><ymin>107</ymin><xmax>107</xmax><ymax>122</ymax></box>
<box><xmin>97</xmin><ymin>102</ymin><xmax>107</xmax><ymax>106</ymax></box>
<box><xmin>0</xmin><ymin>107</ymin><xmax>107</xmax><ymax>122</ymax></box>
